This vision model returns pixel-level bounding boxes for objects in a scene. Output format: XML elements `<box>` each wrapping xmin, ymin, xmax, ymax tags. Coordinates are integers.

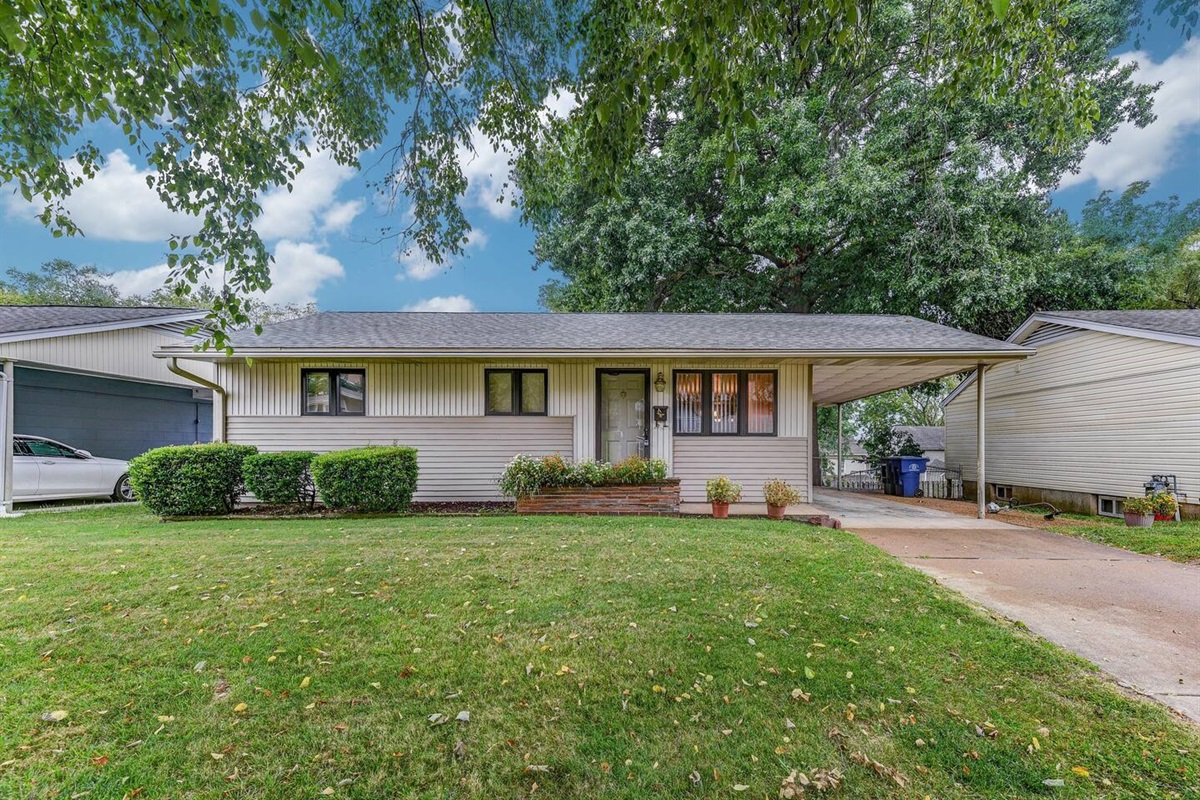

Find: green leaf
<box><xmin>0</xmin><ymin>4</ymin><xmax>26</xmax><ymax>54</ymax></box>
<box><xmin>991</xmin><ymin>0</ymin><xmax>1011</xmax><ymax>21</ymax></box>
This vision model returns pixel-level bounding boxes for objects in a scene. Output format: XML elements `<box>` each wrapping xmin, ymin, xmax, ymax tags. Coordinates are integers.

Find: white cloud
<box><xmin>3</xmin><ymin>146</ymin><xmax>364</xmax><ymax>244</ymax></box>
<box><xmin>402</xmin><ymin>294</ymin><xmax>477</xmax><ymax>312</ymax></box>
<box><xmin>1</xmin><ymin>149</ymin><xmax>199</xmax><ymax>242</ymax></box>
<box><xmin>106</xmin><ymin>239</ymin><xmax>343</xmax><ymax>306</ymax></box>
<box><xmin>454</xmin><ymin>90</ymin><xmax>579</xmax><ymax>220</ymax></box>
<box><xmin>395</xmin><ymin>227</ymin><xmax>488</xmax><ymax>281</ymax></box>
<box><xmin>1061</xmin><ymin>39</ymin><xmax>1200</xmax><ymax>190</ymax></box>
<box><xmin>256</xmin><ymin>150</ymin><xmax>362</xmax><ymax>240</ymax></box>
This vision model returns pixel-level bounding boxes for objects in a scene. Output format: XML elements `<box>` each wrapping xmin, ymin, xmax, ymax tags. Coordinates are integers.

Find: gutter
<box><xmin>153</xmin><ymin>347</ymin><xmax>1036</xmax><ymax>362</ymax></box>
<box><xmin>167</xmin><ymin>357</ymin><xmax>226</xmax><ymax>442</ymax></box>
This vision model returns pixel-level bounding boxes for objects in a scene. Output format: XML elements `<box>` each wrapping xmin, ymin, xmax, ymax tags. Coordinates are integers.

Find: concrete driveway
<box><xmin>813</xmin><ymin>489</ymin><xmax>1200</xmax><ymax>723</ymax></box>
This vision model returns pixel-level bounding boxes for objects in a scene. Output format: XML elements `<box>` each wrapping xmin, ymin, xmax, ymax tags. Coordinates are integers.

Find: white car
<box><xmin>12</xmin><ymin>435</ymin><xmax>133</xmax><ymax>503</ymax></box>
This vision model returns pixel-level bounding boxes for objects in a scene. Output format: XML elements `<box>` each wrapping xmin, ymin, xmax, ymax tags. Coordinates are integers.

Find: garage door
<box><xmin>14</xmin><ymin>367</ymin><xmax>213</xmax><ymax>460</ymax></box>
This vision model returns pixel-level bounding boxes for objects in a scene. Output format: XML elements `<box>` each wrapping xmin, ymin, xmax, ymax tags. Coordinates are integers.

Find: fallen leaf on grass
<box><xmin>91</xmin><ymin>755</ymin><xmax>109</xmax><ymax>767</ymax></box>
<box><xmin>524</xmin><ymin>765</ymin><xmax>550</xmax><ymax>774</ymax></box>
<box><xmin>453</xmin><ymin>740</ymin><xmax>467</xmax><ymax>760</ymax></box>
<box><xmin>233</xmin><ymin>703</ymin><xmax>248</xmax><ymax>714</ymax></box>
<box><xmin>848</xmin><ymin>752</ymin><xmax>908</xmax><ymax>788</ymax></box>
<box><xmin>428</xmin><ymin>713</ymin><xmax>448</xmax><ymax>726</ymax></box>
<box><xmin>41</xmin><ymin>710</ymin><xmax>69</xmax><ymax>723</ymax></box>
<box><xmin>300</xmin><ymin>676</ymin><xmax>311</xmax><ymax>689</ymax></box>
<box><xmin>455</xmin><ymin>710</ymin><xmax>470</xmax><ymax>723</ymax></box>
<box><xmin>1071</xmin><ymin>766</ymin><xmax>1090</xmax><ymax>777</ymax></box>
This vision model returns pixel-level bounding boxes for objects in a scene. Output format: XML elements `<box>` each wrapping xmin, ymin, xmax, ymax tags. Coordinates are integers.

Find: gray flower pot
<box><xmin>1123</xmin><ymin>512</ymin><xmax>1154</xmax><ymax>528</ymax></box>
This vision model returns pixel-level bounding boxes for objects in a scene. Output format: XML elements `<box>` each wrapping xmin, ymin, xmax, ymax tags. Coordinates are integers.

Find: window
<box><xmin>993</xmin><ymin>484</ymin><xmax>1013</xmax><ymax>500</ymax></box>
<box><xmin>22</xmin><ymin>439</ymin><xmax>84</xmax><ymax>458</ymax></box>
<box><xmin>673</xmin><ymin>370</ymin><xmax>777</xmax><ymax>436</ymax></box>
<box><xmin>486</xmin><ymin>369</ymin><xmax>547</xmax><ymax>415</ymax></box>
<box><xmin>1098</xmin><ymin>496</ymin><xmax>1123</xmax><ymax>518</ymax></box>
<box><xmin>302</xmin><ymin>369</ymin><xmax>365</xmax><ymax>416</ymax></box>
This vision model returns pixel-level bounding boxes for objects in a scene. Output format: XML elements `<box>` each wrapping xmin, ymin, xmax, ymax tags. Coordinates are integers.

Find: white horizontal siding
<box><xmin>944</xmin><ymin>330</ymin><xmax>1200</xmax><ymax>499</ymax></box>
<box><xmin>673</xmin><ymin>437</ymin><xmax>810</xmax><ymax>504</ymax></box>
<box><xmin>225</xmin><ymin>415</ymin><xmax>573</xmax><ymax>501</ymax></box>
<box><xmin>1</xmin><ymin>327</ymin><xmax>211</xmax><ymax>387</ymax></box>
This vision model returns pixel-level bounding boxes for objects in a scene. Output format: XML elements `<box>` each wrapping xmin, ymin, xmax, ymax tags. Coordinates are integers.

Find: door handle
<box><xmin>40</xmin><ymin>460</ymin><xmax>56</xmax><ymax>465</ymax></box>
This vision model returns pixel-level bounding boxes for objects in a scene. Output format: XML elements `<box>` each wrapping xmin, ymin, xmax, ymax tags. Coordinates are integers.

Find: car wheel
<box><xmin>112</xmin><ymin>474</ymin><xmax>135</xmax><ymax>503</ymax></box>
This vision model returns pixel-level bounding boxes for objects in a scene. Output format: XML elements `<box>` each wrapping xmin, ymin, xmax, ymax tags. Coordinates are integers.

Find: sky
<box><xmin>0</xmin><ymin>7</ymin><xmax>1197</xmax><ymax>314</ymax></box>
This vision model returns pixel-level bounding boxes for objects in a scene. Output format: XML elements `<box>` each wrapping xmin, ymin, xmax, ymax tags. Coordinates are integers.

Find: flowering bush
<box><xmin>705</xmin><ymin>476</ymin><xmax>743</xmax><ymax>504</ymax></box>
<box><xmin>1122</xmin><ymin>496</ymin><xmax>1155</xmax><ymax>516</ymax></box>
<box><xmin>762</xmin><ymin>478</ymin><xmax>802</xmax><ymax>508</ymax></box>
<box><xmin>498</xmin><ymin>454</ymin><xmax>669</xmax><ymax>498</ymax></box>
<box><xmin>1150</xmin><ymin>491</ymin><xmax>1178</xmax><ymax>517</ymax></box>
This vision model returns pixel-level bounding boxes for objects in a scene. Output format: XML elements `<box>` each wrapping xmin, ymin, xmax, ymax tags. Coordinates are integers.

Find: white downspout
<box><xmin>168</xmin><ymin>358</ymin><xmax>227</xmax><ymax>442</ymax></box>
<box><xmin>836</xmin><ymin>402</ymin><xmax>843</xmax><ymax>491</ymax></box>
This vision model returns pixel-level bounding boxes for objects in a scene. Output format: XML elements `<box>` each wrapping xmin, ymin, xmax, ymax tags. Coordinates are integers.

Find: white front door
<box><xmin>599</xmin><ymin>372</ymin><xmax>647</xmax><ymax>463</ymax></box>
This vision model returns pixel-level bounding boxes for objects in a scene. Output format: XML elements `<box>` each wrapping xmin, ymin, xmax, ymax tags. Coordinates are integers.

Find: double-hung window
<box><xmin>302</xmin><ymin>369</ymin><xmax>366</xmax><ymax>416</ymax></box>
<box><xmin>674</xmin><ymin>370</ymin><xmax>776</xmax><ymax>436</ymax></box>
<box><xmin>485</xmin><ymin>369</ymin><xmax>547</xmax><ymax>415</ymax></box>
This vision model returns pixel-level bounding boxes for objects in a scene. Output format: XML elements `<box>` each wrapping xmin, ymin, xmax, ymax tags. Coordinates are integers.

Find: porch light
<box><xmin>654</xmin><ymin>372</ymin><xmax>667</xmax><ymax>393</ymax></box>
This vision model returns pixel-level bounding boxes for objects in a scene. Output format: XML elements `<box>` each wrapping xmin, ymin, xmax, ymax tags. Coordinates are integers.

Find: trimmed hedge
<box><xmin>498</xmin><ymin>454</ymin><xmax>668</xmax><ymax>498</ymax></box>
<box><xmin>129</xmin><ymin>443</ymin><xmax>258</xmax><ymax>517</ymax></box>
<box><xmin>243</xmin><ymin>451</ymin><xmax>316</xmax><ymax>507</ymax></box>
<box><xmin>310</xmin><ymin>446</ymin><xmax>419</xmax><ymax>512</ymax></box>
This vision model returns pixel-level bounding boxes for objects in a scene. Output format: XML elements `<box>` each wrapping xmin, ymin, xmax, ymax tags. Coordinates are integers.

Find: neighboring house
<box><xmin>893</xmin><ymin>425</ymin><xmax>946</xmax><ymax>467</ymax></box>
<box><xmin>944</xmin><ymin>310</ymin><xmax>1200</xmax><ymax>519</ymax></box>
<box><xmin>159</xmin><ymin>312</ymin><xmax>1029</xmax><ymax>512</ymax></box>
<box><xmin>0</xmin><ymin>306</ymin><xmax>214</xmax><ymax>460</ymax></box>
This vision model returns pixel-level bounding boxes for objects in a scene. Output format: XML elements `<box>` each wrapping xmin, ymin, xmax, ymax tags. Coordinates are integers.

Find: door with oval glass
<box><xmin>598</xmin><ymin>370</ymin><xmax>649</xmax><ymax>462</ymax></box>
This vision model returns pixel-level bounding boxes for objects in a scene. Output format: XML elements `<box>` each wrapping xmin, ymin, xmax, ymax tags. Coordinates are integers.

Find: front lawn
<box><xmin>1</xmin><ymin>507</ymin><xmax>1196</xmax><ymax>799</ymax></box>
<box><xmin>1051</xmin><ymin>517</ymin><xmax>1200</xmax><ymax>565</ymax></box>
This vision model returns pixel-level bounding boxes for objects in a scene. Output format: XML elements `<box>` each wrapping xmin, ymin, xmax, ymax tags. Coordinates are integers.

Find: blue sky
<box><xmin>1</xmin><ymin>8</ymin><xmax>1197</xmax><ymax>313</ymax></box>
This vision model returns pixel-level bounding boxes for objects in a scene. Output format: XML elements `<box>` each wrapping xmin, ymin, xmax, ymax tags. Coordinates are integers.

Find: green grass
<box><xmin>1</xmin><ymin>507</ymin><xmax>1196</xmax><ymax>799</ymax></box>
<box><xmin>1010</xmin><ymin>509</ymin><xmax>1200</xmax><ymax>564</ymax></box>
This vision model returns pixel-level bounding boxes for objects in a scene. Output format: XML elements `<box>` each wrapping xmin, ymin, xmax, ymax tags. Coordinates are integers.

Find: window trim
<box><xmin>673</xmin><ymin>369</ymin><xmax>778</xmax><ymax>437</ymax></box>
<box><xmin>301</xmin><ymin>368</ymin><xmax>366</xmax><ymax>416</ymax></box>
<box><xmin>485</xmin><ymin>368</ymin><xmax>549</xmax><ymax>417</ymax></box>
<box><xmin>1097</xmin><ymin>496</ymin><xmax>1123</xmax><ymax>518</ymax></box>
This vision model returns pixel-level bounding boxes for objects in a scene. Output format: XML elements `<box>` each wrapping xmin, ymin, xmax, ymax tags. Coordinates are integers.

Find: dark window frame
<box><xmin>485</xmin><ymin>368</ymin><xmax>549</xmax><ymax>416</ymax></box>
<box><xmin>301</xmin><ymin>368</ymin><xmax>366</xmax><ymax>416</ymax></box>
<box><xmin>673</xmin><ymin>369</ymin><xmax>778</xmax><ymax>437</ymax></box>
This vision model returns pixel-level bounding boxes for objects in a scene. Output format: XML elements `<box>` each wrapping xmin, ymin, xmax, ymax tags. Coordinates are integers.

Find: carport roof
<box><xmin>0</xmin><ymin>305</ymin><xmax>205</xmax><ymax>342</ymax></box>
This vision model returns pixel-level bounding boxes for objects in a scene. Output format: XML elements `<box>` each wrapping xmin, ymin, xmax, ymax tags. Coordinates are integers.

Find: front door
<box><xmin>598</xmin><ymin>371</ymin><xmax>648</xmax><ymax>463</ymax></box>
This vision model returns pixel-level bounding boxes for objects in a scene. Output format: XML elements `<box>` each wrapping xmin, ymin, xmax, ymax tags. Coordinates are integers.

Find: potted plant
<box><xmin>1151</xmin><ymin>491</ymin><xmax>1178</xmax><ymax>522</ymax></box>
<box><xmin>706</xmin><ymin>476</ymin><xmax>742</xmax><ymax>519</ymax></box>
<box><xmin>762</xmin><ymin>478</ymin><xmax>802</xmax><ymax>520</ymax></box>
<box><xmin>1122</xmin><ymin>496</ymin><xmax>1155</xmax><ymax>528</ymax></box>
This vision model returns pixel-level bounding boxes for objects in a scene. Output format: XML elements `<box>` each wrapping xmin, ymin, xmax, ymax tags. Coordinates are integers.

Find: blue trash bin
<box><xmin>895</xmin><ymin>456</ymin><xmax>929</xmax><ymax>497</ymax></box>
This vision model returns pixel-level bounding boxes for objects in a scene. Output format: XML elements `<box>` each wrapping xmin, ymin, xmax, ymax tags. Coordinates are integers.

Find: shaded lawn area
<box><xmin>887</xmin><ymin>496</ymin><xmax>1200</xmax><ymax>564</ymax></box>
<box><xmin>1</xmin><ymin>507</ymin><xmax>1197</xmax><ymax>799</ymax></box>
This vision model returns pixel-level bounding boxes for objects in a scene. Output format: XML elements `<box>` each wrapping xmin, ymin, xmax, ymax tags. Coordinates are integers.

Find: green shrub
<box><xmin>497</xmin><ymin>454</ymin><xmax>669</xmax><ymax>498</ymax></box>
<box><xmin>129</xmin><ymin>443</ymin><xmax>258</xmax><ymax>517</ymax></box>
<box><xmin>243</xmin><ymin>451</ymin><xmax>316</xmax><ymax>507</ymax></box>
<box><xmin>310</xmin><ymin>446</ymin><xmax>419</xmax><ymax>512</ymax></box>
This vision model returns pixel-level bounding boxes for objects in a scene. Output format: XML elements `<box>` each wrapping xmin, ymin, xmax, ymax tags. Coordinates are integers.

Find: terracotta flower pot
<box><xmin>767</xmin><ymin>504</ymin><xmax>787</xmax><ymax>520</ymax></box>
<box><xmin>1124</xmin><ymin>512</ymin><xmax>1154</xmax><ymax>528</ymax></box>
<box><xmin>711</xmin><ymin>501</ymin><xmax>730</xmax><ymax>519</ymax></box>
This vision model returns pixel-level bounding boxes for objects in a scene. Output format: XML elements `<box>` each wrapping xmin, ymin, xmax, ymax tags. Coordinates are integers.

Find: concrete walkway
<box><xmin>814</xmin><ymin>489</ymin><xmax>1200</xmax><ymax>723</ymax></box>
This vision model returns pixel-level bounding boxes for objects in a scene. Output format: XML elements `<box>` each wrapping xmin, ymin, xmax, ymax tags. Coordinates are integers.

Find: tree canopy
<box><xmin>0</xmin><ymin>0</ymin><xmax>1166</xmax><ymax>346</ymax></box>
<box><xmin>527</xmin><ymin>0</ymin><xmax>1170</xmax><ymax>339</ymax></box>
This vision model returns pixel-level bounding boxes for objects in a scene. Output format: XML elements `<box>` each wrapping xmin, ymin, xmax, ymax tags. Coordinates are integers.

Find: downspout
<box><xmin>168</xmin><ymin>357</ymin><xmax>226</xmax><ymax>443</ymax></box>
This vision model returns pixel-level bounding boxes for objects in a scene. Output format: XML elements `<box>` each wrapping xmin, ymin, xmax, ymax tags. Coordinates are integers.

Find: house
<box><xmin>893</xmin><ymin>425</ymin><xmax>946</xmax><ymax>467</ymax></box>
<box><xmin>157</xmin><ymin>312</ymin><xmax>1030</xmax><ymax>512</ymax></box>
<box><xmin>0</xmin><ymin>305</ymin><xmax>215</xmax><ymax>460</ymax></box>
<box><xmin>943</xmin><ymin>310</ymin><xmax>1200</xmax><ymax>519</ymax></box>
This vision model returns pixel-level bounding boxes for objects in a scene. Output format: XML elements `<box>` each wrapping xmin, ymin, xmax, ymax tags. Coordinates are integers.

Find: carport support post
<box><xmin>836</xmin><ymin>403</ymin><xmax>843</xmax><ymax>490</ymax></box>
<box><xmin>976</xmin><ymin>363</ymin><xmax>986</xmax><ymax>520</ymax></box>
<box><xmin>0</xmin><ymin>361</ymin><xmax>14</xmax><ymax>516</ymax></box>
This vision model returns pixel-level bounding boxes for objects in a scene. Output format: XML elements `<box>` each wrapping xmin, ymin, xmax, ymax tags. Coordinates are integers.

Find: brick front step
<box><xmin>516</xmin><ymin>480</ymin><xmax>681</xmax><ymax>516</ymax></box>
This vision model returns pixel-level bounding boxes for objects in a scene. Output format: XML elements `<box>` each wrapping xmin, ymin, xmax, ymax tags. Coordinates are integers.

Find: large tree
<box><xmin>1</xmin><ymin>0</ymin><xmax>1166</xmax><ymax>345</ymax></box>
<box><xmin>528</xmin><ymin>0</ymin><xmax>1158</xmax><ymax>339</ymax></box>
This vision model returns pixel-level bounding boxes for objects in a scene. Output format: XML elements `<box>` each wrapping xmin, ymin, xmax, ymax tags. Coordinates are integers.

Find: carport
<box><xmin>0</xmin><ymin>306</ymin><xmax>215</xmax><ymax>511</ymax></box>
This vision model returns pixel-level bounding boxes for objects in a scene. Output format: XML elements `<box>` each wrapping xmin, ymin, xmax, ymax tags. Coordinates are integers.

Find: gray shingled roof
<box><xmin>218</xmin><ymin>312</ymin><xmax>1028</xmax><ymax>354</ymax></box>
<box><xmin>893</xmin><ymin>425</ymin><xmax>945</xmax><ymax>453</ymax></box>
<box><xmin>1037</xmin><ymin>309</ymin><xmax>1200</xmax><ymax>339</ymax></box>
<box><xmin>0</xmin><ymin>305</ymin><xmax>202</xmax><ymax>336</ymax></box>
